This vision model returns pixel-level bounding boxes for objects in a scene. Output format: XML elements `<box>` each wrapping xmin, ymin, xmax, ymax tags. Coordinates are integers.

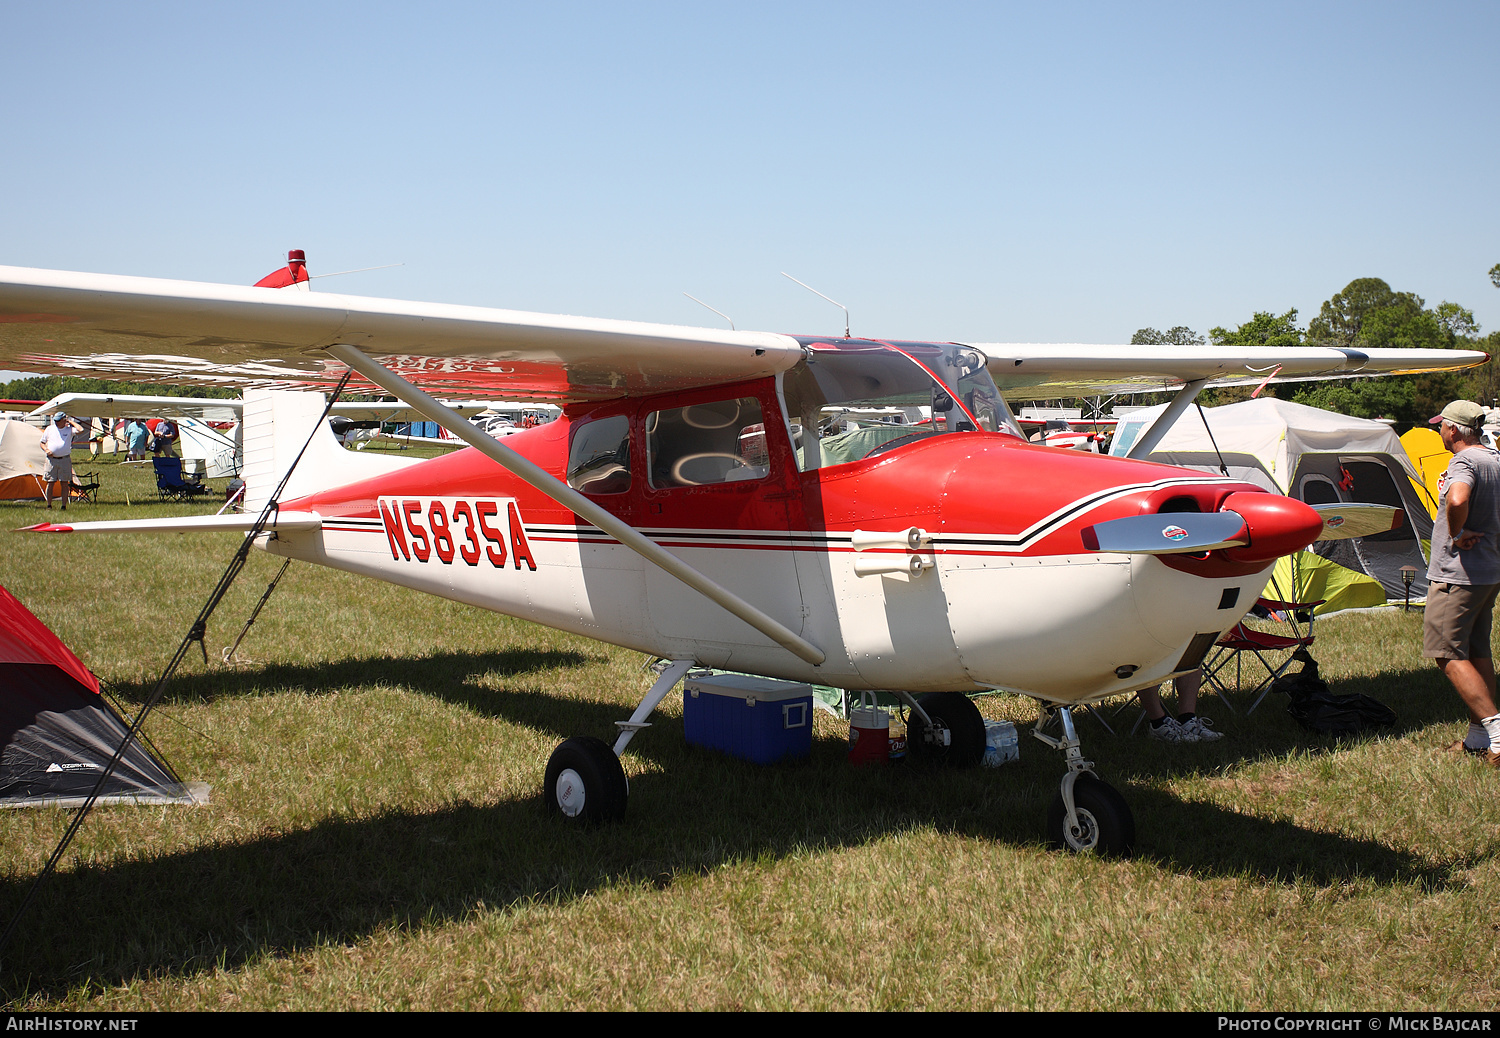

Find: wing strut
<box><xmin>325</xmin><ymin>344</ymin><xmax>826</xmax><ymax>667</ymax></box>
<box><xmin>1124</xmin><ymin>378</ymin><xmax>1208</xmax><ymax>460</ymax></box>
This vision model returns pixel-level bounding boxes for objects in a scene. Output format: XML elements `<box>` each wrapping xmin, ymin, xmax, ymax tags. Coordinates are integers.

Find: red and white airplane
<box><xmin>1019</xmin><ymin>416</ymin><xmax>1118</xmax><ymax>452</ymax></box>
<box><xmin>0</xmin><ymin>264</ymin><xmax>1485</xmax><ymax>852</ymax></box>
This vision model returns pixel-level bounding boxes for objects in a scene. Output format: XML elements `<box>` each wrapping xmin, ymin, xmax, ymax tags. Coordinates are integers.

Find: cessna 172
<box><xmin>0</xmin><ymin>263</ymin><xmax>1486</xmax><ymax>853</ymax></box>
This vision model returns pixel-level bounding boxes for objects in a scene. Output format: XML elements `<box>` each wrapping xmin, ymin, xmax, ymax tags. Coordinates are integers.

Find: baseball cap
<box><xmin>1429</xmin><ymin>400</ymin><xmax>1486</xmax><ymax>430</ymax></box>
<box><xmin>53</xmin><ymin>412</ymin><xmax>67</xmax><ymax>423</ymax></box>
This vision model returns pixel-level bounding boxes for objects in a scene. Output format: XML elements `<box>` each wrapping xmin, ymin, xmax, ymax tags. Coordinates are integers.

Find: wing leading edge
<box><xmin>22</xmin><ymin>392</ymin><xmax>498</xmax><ymax>423</ymax></box>
<box><xmin>977</xmin><ymin>342</ymin><xmax>1488</xmax><ymax>397</ymax></box>
<box><xmin>0</xmin><ymin>266</ymin><xmax>804</xmax><ymax>404</ymax></box>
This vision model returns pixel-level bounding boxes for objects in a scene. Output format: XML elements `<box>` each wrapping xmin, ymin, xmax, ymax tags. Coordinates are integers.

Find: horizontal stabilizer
<box><xmin>1309</xmin><ymin>503</ymin><xmax>1404</xmax><ymax>541</ymax></box>
<box><xmin>1082</xmin><ymin>512</ymin><xmax>1249</xmax><ymax>555</ymax></box>
<box><xmin>19</xmin><ymin>511</ymin><xmax>322</xmax><ymax>535</ymax></box>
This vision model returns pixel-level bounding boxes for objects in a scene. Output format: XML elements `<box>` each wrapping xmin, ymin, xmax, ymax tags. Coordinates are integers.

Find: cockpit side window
<box><xmin>646</xmin><ymin>397</ymin><xmax>770</xmax><ymax>488</ymax></box>
<box><xmin>567</xmin><ymin>414</ymin><xmax>632</xmax><ymax>495</ymax></box>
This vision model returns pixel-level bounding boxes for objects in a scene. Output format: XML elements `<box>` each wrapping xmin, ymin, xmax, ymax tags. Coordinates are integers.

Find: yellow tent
<box><xmin>1399</xmin><ymin>427</ymin><xmax>1447</xmax><ymax>519</ymax></box>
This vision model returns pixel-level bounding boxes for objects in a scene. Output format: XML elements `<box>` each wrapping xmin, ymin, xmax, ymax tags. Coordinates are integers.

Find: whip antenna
<box><xmin>683</xmin><ymin>293</ymin><xmax>735</xmax><ymax>330</ymax></box>
<box><xmin>781</xmin><ymin>272</ymin><xmax>850</xmax><ymax>338</ymax></box>
<box><xmin>310</xmin><ymin>263</ymin><xmax>405</xmax><ymax>280</ymax></box>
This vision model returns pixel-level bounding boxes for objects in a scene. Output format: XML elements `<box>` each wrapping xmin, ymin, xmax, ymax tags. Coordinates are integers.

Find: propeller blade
<box><xmin>1082</xmin><ymin>512</ymin><xmax>1249</xmax><ymax>555</ymax></box>
<box><xmin>1308</xmin><ymin>503</ymin><xmax>1404</xmax><ymax>541</ymax></box>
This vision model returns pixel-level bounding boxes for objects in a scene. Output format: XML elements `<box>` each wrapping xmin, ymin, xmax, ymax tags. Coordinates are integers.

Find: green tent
<box><xmin>1269</xmin><ymin>553</ymin><xmax>1388</xmax><ymax>616</ymax></box>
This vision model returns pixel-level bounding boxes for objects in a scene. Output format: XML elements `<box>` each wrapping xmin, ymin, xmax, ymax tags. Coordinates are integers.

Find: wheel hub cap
<box><xmin>555</xmin><ymin>768</ymin><xmax>586</xmax><ymax>817</ymax></box>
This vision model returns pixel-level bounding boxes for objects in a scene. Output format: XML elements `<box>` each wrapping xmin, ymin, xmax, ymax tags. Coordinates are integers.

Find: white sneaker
<box><xmin>1180</xmin><ymin>716</ymin><xmax>1224</xmax><ymax>742</ymax></box>
<box><xmin>1147</xmin><ymin>717</ymin><xmax>1191</xmax><ymax>742</ymax></box>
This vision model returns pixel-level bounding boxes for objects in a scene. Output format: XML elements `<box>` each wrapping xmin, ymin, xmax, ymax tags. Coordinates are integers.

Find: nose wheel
<box><xmin>1047</xmin><ymin>772</ymin><xmax>1134</xmax><ymax>854</ymax></box>
<box><xmin>1033</xmin><ymin>705</ymin><xmax>1135</xmax><ymax>856</ymax></box>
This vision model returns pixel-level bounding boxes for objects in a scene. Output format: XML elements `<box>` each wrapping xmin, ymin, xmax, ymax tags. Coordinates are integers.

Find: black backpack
<box><xmin>1271</xmin><ymin>654</ymin><xmax>1397</xmax><ymax>736</ymax></box>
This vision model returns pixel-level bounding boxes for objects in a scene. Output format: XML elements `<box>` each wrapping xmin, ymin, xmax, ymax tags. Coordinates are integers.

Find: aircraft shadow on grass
<box><xmin>112</xmin><ymin>647</ymin><xmax>601</xmax><ymax>709</ymax></box>
<box><xmin>0</xmin><ymin>716</ymin><xmax>1474</xmax><ymax>996</ymax></box>
<box><xmin>3</xmin><ymin>650</ymin><xmax>1481</xmax><ymax>993</ymax></box>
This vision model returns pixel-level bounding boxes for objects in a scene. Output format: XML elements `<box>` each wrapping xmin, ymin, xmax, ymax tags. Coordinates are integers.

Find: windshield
<box><xmin>780</xmin><ymin>339</ymin><xmax>1020</xmax><ymax>471</ymax></box>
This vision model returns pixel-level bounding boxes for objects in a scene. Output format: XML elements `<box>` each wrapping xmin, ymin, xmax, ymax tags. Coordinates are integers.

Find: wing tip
<box><xmin>19</xmin><ymin>522</ymin><xmax>72</xmax><ymax>533</ymax></box>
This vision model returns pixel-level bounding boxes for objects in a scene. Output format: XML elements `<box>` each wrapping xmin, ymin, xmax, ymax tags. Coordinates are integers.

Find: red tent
<box><xmin>0</xmin><ymin>586</ymin><xmax>197</xmax><ymax>807</ymax></box>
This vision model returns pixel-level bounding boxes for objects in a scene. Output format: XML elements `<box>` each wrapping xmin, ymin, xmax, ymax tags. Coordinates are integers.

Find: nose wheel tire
<box><xmin>907</xmin><ymin>691</ymin><xmax>987</xmax><ymax>768</ymax></box>
<box><xmin>1047</xmin><ymin>774</ymin><xmax>1134</xmax><ymax>855</ymax></box>
<box><xmin>544</xmin><ymin>736</ymin><xmax>628</xmax><ymax>823</ymax></box>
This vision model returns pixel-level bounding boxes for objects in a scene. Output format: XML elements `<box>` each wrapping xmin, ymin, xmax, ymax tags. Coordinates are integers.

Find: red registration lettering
<box><xmin>451</xmin><ymin>501</ymin><xmax>481</xmax><ymax>566</ymax></box>
<box><xmin>380</xmin><ymin>497</ymin><xmax>534</xmax><ymax>571</ymax></box>
<box><xmin>403</xmin><ymin>500</ymin><xmax>431</xmax><ymax>562</ymax></box>
<box><xmin>476</xmin><ymin>501</ymin><xmax>507</xmax><ymax>567</ymax></box>
<box><xmin>379</xmin><ymin>500</ymin><xmax>410</xmax><ymax>561</ymax></box>
<box><xmin>429</xmin><ymin>501</ymin><xmax>456</xmax><ymax>564</ymax></box>
<box><xmin>508</xmin><ymin>500</ymin><xmax>537</xmax><ymax>571</ymax></box>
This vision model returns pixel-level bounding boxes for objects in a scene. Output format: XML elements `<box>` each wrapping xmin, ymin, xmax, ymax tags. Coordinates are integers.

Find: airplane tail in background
<box><xmin>253</xmin><ymin>249</ymin><xmax>310</xmax><ymax>291</ymax></box>
<box><xmin>241</xmin><ymin>389</ymin><xmax>418</xmax><ymax>514</ymax></box>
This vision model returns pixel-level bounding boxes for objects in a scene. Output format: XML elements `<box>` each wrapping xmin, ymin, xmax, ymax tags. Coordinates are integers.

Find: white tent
<box><xmin>0</xmin><ymin>419</ymin><xmax>48</xmax><ymax>501</ymax></box>
<box><xmin>1111</xmin><ymin>398</ymin><xmax>1433</xmax><ymax>603</ymax></box>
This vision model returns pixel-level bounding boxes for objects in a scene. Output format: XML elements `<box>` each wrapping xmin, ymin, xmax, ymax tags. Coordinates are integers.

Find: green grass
<box><xmin>0</xmin><ymin>452</ymin><xmax>1496</xmax><ymax>1010</ymax></box>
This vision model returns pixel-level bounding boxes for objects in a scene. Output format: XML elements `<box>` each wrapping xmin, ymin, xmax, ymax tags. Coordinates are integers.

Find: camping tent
<box><xmin>0</xmin><ymin>418</ymin><xmax>49</xmax><ymax>501</ymax></box>
<box><xmin>0</xmin><ymin>585</ymin><xmax>201</xmax><ymax>807</ymax></box>
<box><xmin>1399</xmin><ymin>427</ymin><xmax>1447</xmax><ymax>520</ymax></box>
<box><xmin>1111</xmin><ymin>398</ymin><xmax>1434</xmax><ymax>605</ymax></box>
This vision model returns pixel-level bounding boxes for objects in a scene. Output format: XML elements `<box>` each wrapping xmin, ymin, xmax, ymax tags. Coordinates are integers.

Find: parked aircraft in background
<box><xmin>1018</xmin><ymin>416</ymin><xmax>1117</xmax><ymax>452</ymax></box>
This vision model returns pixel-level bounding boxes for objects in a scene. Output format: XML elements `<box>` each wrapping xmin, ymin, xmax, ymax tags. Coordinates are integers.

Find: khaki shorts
<box><xmin>43</xmin><ymin>454</ymin><xmax>73</xmax><ymax>484</ymax></box>
<box><xmin>1423</xmin><ymin>581</ymin><xmax>1500</xmax><ymax>660</ymax></box>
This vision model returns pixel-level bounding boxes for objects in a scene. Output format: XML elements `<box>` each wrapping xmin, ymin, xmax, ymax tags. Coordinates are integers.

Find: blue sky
<box><xmin>2</xmin><ymin>1</ymin><xmax>1496</xmax><ymax>348</ymax></box>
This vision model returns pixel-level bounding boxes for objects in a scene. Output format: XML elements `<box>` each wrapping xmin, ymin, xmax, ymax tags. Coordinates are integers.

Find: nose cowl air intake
<box><xmin>1216</xmin><ymin>492</ymin><xmax>1324</xmax><ymax>564</ymax></box>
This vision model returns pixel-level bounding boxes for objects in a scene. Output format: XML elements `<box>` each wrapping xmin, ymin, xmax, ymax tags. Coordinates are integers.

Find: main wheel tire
<box><xmin>1047</xmin><ymin>774</ymin><xmax>1135</xmax><ymax>855</ymax></box>
<box><xmin>907</xmin><ymin>691</ymin><xmax>987</xmax><ymax>768</ymax></box>
<box><xmin>544</xmin><ymin>736</ymin><xmax>628</xmax><ymax>823</ymax></box>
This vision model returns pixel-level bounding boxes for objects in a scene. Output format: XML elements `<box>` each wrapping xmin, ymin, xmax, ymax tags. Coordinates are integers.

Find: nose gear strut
<box><xmin>1033</xmin><ymin>705</ymin><xmax>1135</xmax><ymax>855</ymax></box>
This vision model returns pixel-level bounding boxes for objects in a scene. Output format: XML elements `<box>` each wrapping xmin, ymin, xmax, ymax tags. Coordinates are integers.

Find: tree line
<box><xmin>0</xmin><ymin>374</ymin><xmax>240</xmax><ymax>404</ymax></box>
<box><xmin>1131</xmin><ymin>272</ymin><xmax>1500</xmax><ymax>427</ymax></box>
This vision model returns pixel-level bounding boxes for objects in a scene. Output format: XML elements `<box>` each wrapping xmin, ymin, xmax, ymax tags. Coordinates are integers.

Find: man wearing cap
<box><xmin>1425</xmin><ymin>400</ymin><xmax>1500</xmax><ymax>767</ymax></box>
<box><xmin>39</xmin><ymin>412</ymin><xmax>84</xmax><ymax>510</ymax></box>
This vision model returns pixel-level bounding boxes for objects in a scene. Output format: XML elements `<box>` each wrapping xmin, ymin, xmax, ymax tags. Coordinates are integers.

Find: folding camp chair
<box><xmin>1202</xmin><ymin>616</ymin><xmax>1316</xmax><ymax>715</ymax></box>
<box><xmin>68</xmin><ymin>471</ymin><xmax>100</xmax><ymax>505</ymax></box>
<box><xmin>153</xmin><ymin>457</ymin><xmax>207</xmax><ymax>502</ymax></box>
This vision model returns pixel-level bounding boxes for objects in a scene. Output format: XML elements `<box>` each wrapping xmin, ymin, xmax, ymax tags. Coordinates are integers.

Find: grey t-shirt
<box><xmin>1428</xmin><ymin>446</ymin><xmax>1500</xmax><ymax>585</ymax></box>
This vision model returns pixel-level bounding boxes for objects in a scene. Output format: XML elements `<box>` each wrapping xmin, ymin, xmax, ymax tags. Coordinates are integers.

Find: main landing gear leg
<box><xmin>894</xmin><ymin>690</ymin><xmax>987</xmax><ymax>767</ymax></box>
<box><xmin>543</xmin><ymin>659</ymin><xmax>694</xmax><ymax>824</ymax></box>
<box><xmin>1033</xmin><ymin>705</ymin><xmax>1135</xmax><ymax>855</ymax></box>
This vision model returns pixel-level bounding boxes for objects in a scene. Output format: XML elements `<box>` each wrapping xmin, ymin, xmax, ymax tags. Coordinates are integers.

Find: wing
<box><xmin>3</xmin><ymin>266</ymin><xmax>1483</xmax><ymax>404</ymax></box>
<box><xmin>976</xmin><ymin>343</ymin><xmax>1488</xmax><ymax>397</ymax></box>
<box><xmin>0</xmin><ymin>266</ymin><xmax>803</xmax><ymax>404</ymax></box>
<box><xmin>23</xmin><ymin>392</ymin><xmax>498</xmax><ymax>423</ymax></box>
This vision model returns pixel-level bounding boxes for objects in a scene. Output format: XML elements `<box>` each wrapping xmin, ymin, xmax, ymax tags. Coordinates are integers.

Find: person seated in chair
<box><xmin>1140</xmin><ymin>670</ymin><xmax>1222</xmax><ymax>743</ymax></box>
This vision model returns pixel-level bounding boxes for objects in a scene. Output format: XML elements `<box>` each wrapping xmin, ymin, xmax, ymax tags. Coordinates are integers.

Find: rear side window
<box><xmin>646</xmin><ymin>397</ymin><xmax>769</xmax><ymax>488</ymax></box>
<box><xmin>567</xmin><ymin>415</ymin><xmax>632</xmax><ymax>495</ymax></box>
